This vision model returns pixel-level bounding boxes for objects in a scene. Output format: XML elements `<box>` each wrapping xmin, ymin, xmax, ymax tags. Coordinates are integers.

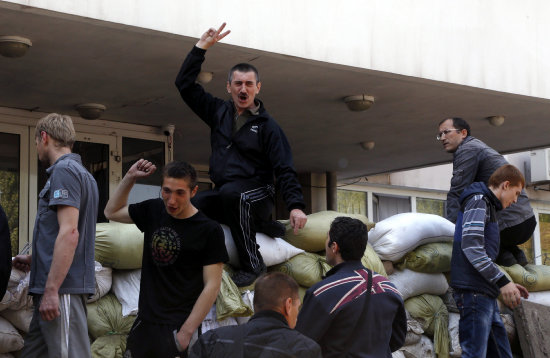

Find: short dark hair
<box><xmin>227</xmin><ymin>63</ymin><xmax>260</xmax><ymax>83</ymax></box>
<box><xmin>439</xmin><ymin>117</ymin><xmax>471</xmax><ymax>136</ymax></box>
<box><xmin>489</xmin><ymin>164</ymin><xmax>525</xmax><ymax>189</ymax></box>
<box><xmin>328</xmin><ymin>217</ymin><xmax>368</xmax><ymax>261</ymax></box>
<box><xmin>253</xmin><ymin>272</ymin><xmax>299</xmax><ymax>312</ymax></box>
<box><xmin>162</xmin><ymin>161</ymin><xmax>197</xmax><ymax>188</ymax></box>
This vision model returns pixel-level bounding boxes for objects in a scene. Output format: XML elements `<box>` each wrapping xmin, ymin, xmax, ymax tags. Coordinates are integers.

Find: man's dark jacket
<box><xmin>175</xmin><ymin>46</ymin><xmax>305</xmax><ymax>212</ymax></box>
<box><xmin>189</xmin><ymin>310</ymin><xmax>321</xmax><ymax>358</ymax></box>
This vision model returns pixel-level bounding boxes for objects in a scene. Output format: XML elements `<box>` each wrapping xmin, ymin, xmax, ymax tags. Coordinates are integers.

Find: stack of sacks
<box><xmin>0</xmin><ymin>316</ymin><xmax>23</xmax><ymax>356</ymax></box>
<box><xmin>95</xmin><ymin>222</ymin><xmax>144</xmax><ymax>269</ymax></box>
<box><xmin>0</xmin><ymin>268</ymin><xmax>32</xmax><ymax>312</ymax></box>
<box><xmin>281</xmin><ymin>210</ymin><xmax>375</xmax><ymax>253</ymax></box>
<box><xmin>87</xmin><ymin>294</ymin><xmax>136</xmax><ymax>358</ymax></box>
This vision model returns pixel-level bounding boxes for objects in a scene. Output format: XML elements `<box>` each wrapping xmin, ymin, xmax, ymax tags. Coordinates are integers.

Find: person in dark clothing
<box><xmin>450</xmin><ymin>164</ymin><xmax>529</xmax><ymax>358</ymax></box>
<box><xmin>0</xmin><ymin>204</ymin><xmax>11</xmax><ymax>301</ymax></box>
<box><xmin>296</xmin><ymin>217</ymin><xmax>406</xmax><ymax>357</ymax></box>
<box><xmin>105</xmin><ymin>160</ymin><xmax>228</xmax><ymax>358</ymax></box>
<box><xmin>189</xmin><ymin>272</ymin><xmax>321</xmax><ymax>358</ymax></box>
<box><xmin>175</xmin><ymin>23</ymin><xmax>308</xmax><ymax>287</ymax></box>
<box><xmin>437</xmin><ymin>117</ymin><xmax>536</xmax><ymax>266</ymax></box>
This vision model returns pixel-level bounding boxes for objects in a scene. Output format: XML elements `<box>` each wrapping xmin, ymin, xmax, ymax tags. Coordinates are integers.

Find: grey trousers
<box><xmin>22</xmin><ymin>294</ymin><xmax>91</xmax><ymax>358</ymax></box>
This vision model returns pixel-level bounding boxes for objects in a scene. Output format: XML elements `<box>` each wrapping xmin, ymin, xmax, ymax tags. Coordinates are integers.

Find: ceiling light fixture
<box><xmin>344</xmin><ymin>94</ymin><xmax>374</xmax><ymax>112</ymax></box>
<box><xmin>75</xmin><ymin>103</ymin><xmax>106</xmax><ymax>120</ymax></box>
<box><xmin>486</xmin><ymin>115</ymin><xmax>505</xmax><ymax>127</ymax></box>
<box><xmin>196</xmin><ymin>71</ymin><xmax>213</xmax><ymax>85</ymax></box>
<box><xmin>360</xmin><ymin>141</ymin><xmax>375</xmax><ymax>150</ymax></box>
<box><xmin>0</xmin><ymin>36</ymin><xmax>32</xmax><ymax>58</ymax></box>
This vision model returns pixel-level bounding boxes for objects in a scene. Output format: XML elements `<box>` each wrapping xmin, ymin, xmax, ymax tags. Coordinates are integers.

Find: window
<box><xmin>538</xmin><ymin>213</ymin><xmax>550</xmax><ymax>265</ymax></box>
<box><xmin>374</xmin><ymin>194</ymin><xmax>411</xmax><ymax>221</ymax></box>
<box><xmin>123</xmin><ymin>137</ymin><xmax>165</xmax><ymax>203</ymax></box>
<box><xmin>337</xmin><ymin>190</ymin><xmax>367</xmax><ymax>216</ymax></box>
<box><xmin>0</xmin><ymin>132</ymin><xmax>20</xmax><ymax>256</ymax></box>
<box><xmin>416</xmin><ymin>197</ymin><xmax>445</xmax><ymax>217</ymax></box>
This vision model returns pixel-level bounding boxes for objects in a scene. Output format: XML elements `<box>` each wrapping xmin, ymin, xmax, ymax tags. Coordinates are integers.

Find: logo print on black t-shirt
<box><xmin>151</xmin><ymin>227</ymin><xmax>181</xmax><ymax>266</ymax></box>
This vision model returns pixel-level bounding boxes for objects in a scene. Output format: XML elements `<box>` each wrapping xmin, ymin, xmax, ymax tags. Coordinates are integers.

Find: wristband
<box><xmin>173</xmin><ymin>329</ymin><xmax>184</xmax><ymax>352</ymax></box>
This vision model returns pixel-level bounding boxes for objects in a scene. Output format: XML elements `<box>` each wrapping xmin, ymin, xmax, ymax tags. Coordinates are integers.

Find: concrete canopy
<box><xmin>1</xmin><ymin>4</ymin><xmax>550</xmax><ymax>179</ymax></box>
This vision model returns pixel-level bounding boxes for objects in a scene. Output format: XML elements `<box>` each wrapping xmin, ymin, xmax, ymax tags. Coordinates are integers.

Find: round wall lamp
<box><xmin>360</xmin><ymin>141</ymin><xmax>375</xmax><ymax>150</ymax></box>
<box><xmin>486</xmin><ymin>115</ymin><xmax>505</xmax><ymax>127</ymax></box>
<box><xmin>196</xmin><ymin>71</ymin><xmax>213</xmax><ymax>84</ymax></box>
<box><xmin>0</xmin><ymin>36</ymin><xmax>32</xmax><ymax>58</ymax></box>
<box><xmin>344</xmin><ymin>94</ymin><xmax>374</xmax><ymax>112</ymax></box>
<box><xmin>75</xmin><ymin>103</ymin><xmax>106</xmax><ymax>120</ymax></box>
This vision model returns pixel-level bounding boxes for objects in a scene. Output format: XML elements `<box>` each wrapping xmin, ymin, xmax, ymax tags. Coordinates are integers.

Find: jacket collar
<box><xmin>250</xmin><ymin>310</ymin><xmax>289</xmax><ymax>327</ymax></box>
<box><xmin>324</xmin><ymin>260</ymin><xmax>364</xmax><ymax>278</ymax></box>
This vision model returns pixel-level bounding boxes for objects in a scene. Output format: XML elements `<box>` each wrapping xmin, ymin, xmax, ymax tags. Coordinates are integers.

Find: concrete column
<box><xmin>326</xmin><ymin>171</ymin><xmax>337</xmax><ymax>211</ymax></box>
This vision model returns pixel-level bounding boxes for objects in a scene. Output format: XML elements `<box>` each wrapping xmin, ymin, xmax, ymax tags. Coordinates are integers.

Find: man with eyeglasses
<box><xmin>437</xmin><ymin>117</ymin><xmax>535</xmax><ymax>266</ymax></box>
<box><xmin>105</xmin><ymin>159</ymin><xmax>228</xmax><ymax>358</ymax></box>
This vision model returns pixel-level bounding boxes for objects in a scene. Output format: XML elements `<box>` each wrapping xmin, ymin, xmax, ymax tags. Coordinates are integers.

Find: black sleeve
<box><xmin>389</xmin><ymin>295</ymin><xmax>407</xmax><ymax>352</ymax></box>
<box><xmin>174</xmin><ymin>46</ymin><xmax>226</xmax><ymax>128</ymax></box>
<box><xmin>202</xmin><ymin>222</ymin><xmax>229</xmax><ymax>266</ymax></box>
<box><xmin>262</xmin><ymin>120</ymin><xmax>305</xmax><ymax>212</ymax></box>
<box><xmin>0</xmin><ymin>205</ymin><xmax>11</xmax><ymax>300</ymax></box>
<box><xmin>128</xmin><ymin>199</ymin><xmax>160</xmax><ymax>233</ymax></box>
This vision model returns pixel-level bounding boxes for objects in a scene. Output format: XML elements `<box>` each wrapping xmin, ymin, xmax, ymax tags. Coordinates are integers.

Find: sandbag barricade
<box><xmin>280</xmin><ymin>211</ymin><xmax>374</xmax><ymax>252</ymax></box>
<box><xmin>368</xmin><ymin>213</ymin><xmax>454</xmax><ymax>262</ymax></box>
<box><xmin>269</xmin><ymin>252</ymin><xmax>331</xmax><ymax>288</ymax></box>
<box><xmin>389</xmin><ymin>269</ymin><xmax>449</xmax><ymax>301</ymax></box>
<box><xmin>216</xmin><ymin>270</ymin><xmax>253</xmax><ymax>320</ymax></box>
<box><xmin>404</xmin><ymin>294</ymin><xmax>450</xmax><ymax>358</ymax></box>
<box><xmin>87</xmin><ymin>261</ymin><xmax>113</xmax><ymax>304</ymax></box>
<box><xmin>0</xmin><ymin>268</ymin><xmax>32</xmax><ymax>312</ymax></box>
<box><xmin>111</xmin><ymin>269</ymin><xmax>141</xmax><ymax>317</ymax></box>
<box><xmin>362</xmin><ymin>243</ymin><xmax>387</xmax><ymax>276</ymax></box>
<box><xmin>0</xmin><ymin>316</ymin><xmax>24</xmax><ymax>354</ymax></box>
<box><xmin>502</xmin><ymin>264</ymin><xmax>550</xmax><ymax>292</ymax></box>
<box><xmin>95</xmin><ymin>222</ymin><xmax>143</xmax><ymax>269</ymax></box>
<box><xmin>397</xmin><ymin>242</ymin><xmax>452</xmax><ymax>273</ymax></box>
<box><xmin>87</xmin><ymin>294</ymin><xmax>136</xmax><ymax>358</ymax></box>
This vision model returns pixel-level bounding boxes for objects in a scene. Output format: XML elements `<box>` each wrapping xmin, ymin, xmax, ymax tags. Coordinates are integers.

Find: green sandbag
<box><xmin>216</xmin><ymin>270</ymin><xmax>253</xmax><ymax>320</ymax></box>
<box><xmin>280</xmin><ymin>211</ymin><xmax>375</xmax><ymax>252</ymax></box>
<box><xmin>502</xmin><ymin>264</ymin><xmax>550</xmax><ymax>292</ymax></box>
<box><xmin>397</xmin><ymin>242</ymin><xmax>452</xmax><ymax>273</ymax></box>
<box><xmin>270</xmin><ymin>252</ymin><xmax>331</xmax><ymax>288</ymax></box>
<box><xmin>95</xmin><ymin>222</ymin><xmax>143</xmax><ymax>269</ymax></box>
<box><xmin>362</xmin><ymin>243</ymin><xmax>387</xmax><ymax>276</ymax></box>
<box><xmin>87</xmin><ymin>294</ymin><xmax>136</xmax><ymax>340</ymax></box>
<box><xmin>91</xmin><ymin>334</ymin><xmax>127</xmax><ymax>358</ymax></box>
<box><xmin>405</xmin><ymin>294</ymin><xmax>450</xmax><ymax>358</ymax></box>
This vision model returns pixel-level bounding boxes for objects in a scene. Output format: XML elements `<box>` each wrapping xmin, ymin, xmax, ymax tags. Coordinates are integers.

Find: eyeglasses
<box><xmin>436</xmin><ymin>128</ymin><xmax>461</xmax><ymax>140</ymax></box>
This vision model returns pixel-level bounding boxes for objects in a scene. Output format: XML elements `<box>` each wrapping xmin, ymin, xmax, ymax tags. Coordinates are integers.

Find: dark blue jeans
<box><xmin>453</xmin><ymin>291</ymin><xmax>512</xmax><ymax>358</ymax></box>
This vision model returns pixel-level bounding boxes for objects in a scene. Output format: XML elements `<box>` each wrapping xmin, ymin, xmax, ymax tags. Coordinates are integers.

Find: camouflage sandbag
<box><xmin>397</xmin><ymin>242</ymin><xmax>452</xmax><ymax>273</ymax></box>
<box><xmin>87</xmin><ymin>294</ymin><xmax>136</xmax><ymax>340</ymax></box>
<box><xmin>95</xmin><ymin>222</ymin><xmax>143</xmax><ymax>269</ymax></box>
<box><xmin>502</xmin><ymin>264</ymin><xmax>550</xmax><ymax>292</ymax></box>
<box><xmin>270</xmin><ymin>252</ymin><xmax>331</xmax><ymax>288</ymax></box>
<box><xmin>405</xmin><ymin>294</ymin><xmax>450</xmax><ymax>358</ymax></box>
<box><xmin>216</xmin><ymin>271</ymin><xmax>253</xmax><ymax>320</ymax></box>
<box><xmin>91</xmin><ymin>334</ymin><xmax>127</xmax><ymax>358</ymax></box>
<box><xmin>362</xmin><ymin>243</ymin><xmax>387</xmax><ymax>276</ymax></box>
<box><xmin>280</xmin><ymin>211</ymin><xmax>374</xmax><ymax>252</ymax></box>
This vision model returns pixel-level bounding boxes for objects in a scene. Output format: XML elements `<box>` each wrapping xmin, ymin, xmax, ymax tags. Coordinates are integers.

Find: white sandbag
<box><xmin>87</xmin><ymin>261</ymin><xmax>113</xmax><ymax>303</ymax></box>
<box><xmin>221</xmin><ymin>225</ymin><xmax>304</xmax><ymax>268</ymax></box>
<box><xmin>0</xmin><ymin>316</ymin><xmax>24</xmax><ymax>354</ymax></box>
<box><xmin>0</xmin><ymin>269</ymin><xmax>32</xmax><ymax>312</ymax></box>
<box><xmin>404</xmin><ymin>311</ymin><xmax>424</xmax><ymax>346</ymax></box>
<box><xmin>448</xmin><ymin>313</ymin><xmax>461</xmax><ymax>357</ymax></box>
<box><xmin>525</xmin><ymin>291</ymin><xmax>550</xmax><ymax>307</ymax></box>
<box><xmin>201</xmin><ymin>304</ymin><xmax>239</xmax><ymax>334</ymax></box>
<box><xmin>369</xmin><ymin>213</ymin><xmax>454</xmax><ymax>262</ymax></box>
<box><xmin>389</xmin><ymin>269</ymin><xmax>449</xmax><ymax>301</ymax></box>
<box><xmin>399</xmin><ymin>335</ymin><xmax>435</xmax><ymax>358</ymax></box>
<box><xmin>392</xmin><ymin>351</ymin><xmax>406</xmax><ymax>358</ymax></box>
<box><xmin>111</xmin><ymin>269</ymin><xmax>141</xmax><ymax>316</ymax></box>
<box><xmin>0</xmin><ymin>307</ymin><xmax>33</xmax><ymax>333</ymax></box>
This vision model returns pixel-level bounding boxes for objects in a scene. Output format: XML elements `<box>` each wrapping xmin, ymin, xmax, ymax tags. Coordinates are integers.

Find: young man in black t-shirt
<box><xmin>105</xmin><ymin>160</ymin><xmax>228</xmax><ymax>358</ymax></box>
